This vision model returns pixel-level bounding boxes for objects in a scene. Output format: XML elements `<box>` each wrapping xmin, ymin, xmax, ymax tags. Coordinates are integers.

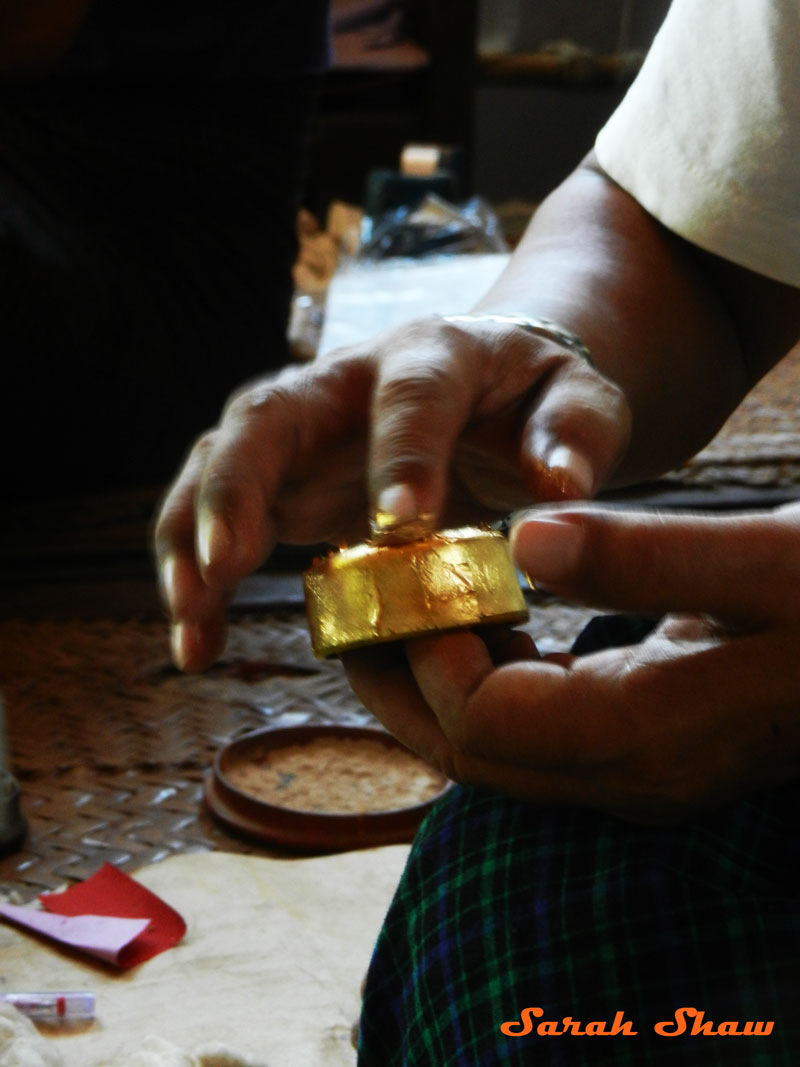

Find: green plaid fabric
<box><xmin>358</xmin><ymin>777</ymin><xmax>800</xmax><ymax>1066</ymax></box>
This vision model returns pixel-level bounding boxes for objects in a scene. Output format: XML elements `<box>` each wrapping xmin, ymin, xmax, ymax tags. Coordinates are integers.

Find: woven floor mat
<box><xmin>0</xmin><ymin>611</ymin><xmax>367</xmax><ymax>897</ymax></box>
<box><xmin>0</xmin><ymin>600</ymin><xmax>597</xmax><ymax>898</ymax></box>
<box><xmin>662</xmin><ymin>345</ymin><xmax>800</xmax><ymax>489</ymax></box>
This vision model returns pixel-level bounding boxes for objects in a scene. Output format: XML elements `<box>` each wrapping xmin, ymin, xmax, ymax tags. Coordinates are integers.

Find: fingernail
<box><xmin>171</xmin><ymin>620</ymin><xmax>200</xmax><ymax>671</ymax></box>
<box><xmin>371</xmin><ymin>483</ymin><xmax>434</xmax><ymax>543</ymax></box>
<box><xmin>374</xmin><ymin>483</ymin><xmax>417</xmax><ymax>528</ymax></box>
<box><xmin>159</xmin><ymin>555</ymin><xmax>178</xmax><ymax>613</ymax></box>
<box><xmin>510</xmin><ymin>514</ymin><xmax>584</xmax><ymax>590</ymax></box>
<box><xmin>197</xmin><ymin>511</ymin><xmax>232</xmax><ymax>570</ymax></box>
<box><xmin>545</xmin><ymin>445</ymin><xmax>595</xmax><ymax>498</ymax></box>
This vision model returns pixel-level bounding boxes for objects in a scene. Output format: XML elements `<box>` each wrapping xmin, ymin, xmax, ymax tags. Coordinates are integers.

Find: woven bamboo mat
<box><xmin>663</xmin><ymin>345</ymin><xmax>800</xmax><ymax>491</ymax></box>
<box><xmin>0</xmin><ymin>611</ymin><xmax>368</xmax><ymax>896</ymax></box>
<box><xmin>0</xmin><ymin>600</ymin><xmax>597</xmax><ymax>900</ymax></box>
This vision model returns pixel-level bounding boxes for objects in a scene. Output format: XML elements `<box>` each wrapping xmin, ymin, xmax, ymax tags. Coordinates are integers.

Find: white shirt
<box><xmin>595</xmin><ymin>0</ymin><xmax>800</xmax><ymax>288</ymax></box>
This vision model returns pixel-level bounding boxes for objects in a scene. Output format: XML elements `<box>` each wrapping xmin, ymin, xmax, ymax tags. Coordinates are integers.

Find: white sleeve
<box><xmin>595</xmin><ymin>0</ymin><xmax>800</xmax><ymax>288</ymax></box>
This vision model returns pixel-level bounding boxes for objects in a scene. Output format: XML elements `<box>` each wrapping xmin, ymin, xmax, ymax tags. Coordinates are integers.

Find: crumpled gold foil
<box><xmin>304</xmin><ymin>526</ymin><xmax>529</xmax><ymax>658</ymax></box>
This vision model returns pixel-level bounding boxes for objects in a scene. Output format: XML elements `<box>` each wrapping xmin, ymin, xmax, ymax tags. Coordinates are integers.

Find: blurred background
<box><xmin>289</xmin><ymin>0</ymin><xmax>673</xmax><ymax>358</ymax></box>
<box><xmin>309</xmin><ymin>0</ymin><xmax>671</xmax><ymax>222</ymax></box>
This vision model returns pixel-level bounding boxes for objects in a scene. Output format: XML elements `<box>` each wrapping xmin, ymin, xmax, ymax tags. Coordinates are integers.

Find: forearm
<box><xmin>473</xmin><ymin>153</ymin><xmax>798</xmax><ymax>488</ymax></box>
<box><xmin>0</xmin><ymin>0</ymin><xmax>93</xmax><ymax>76</ymax></box>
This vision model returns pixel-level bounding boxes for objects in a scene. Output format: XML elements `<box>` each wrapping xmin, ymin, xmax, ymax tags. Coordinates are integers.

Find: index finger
<box><xmin>367</xmin><ymin>316</ymin><xmax>618</xmax><ymax>542</ymax></box>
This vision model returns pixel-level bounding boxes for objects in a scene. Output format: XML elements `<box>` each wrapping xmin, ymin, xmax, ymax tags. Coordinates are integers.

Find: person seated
<box><xmin>155</xmin><ymin>0</ymin><xmax>800</xmax><ymax>1062</ymax></box>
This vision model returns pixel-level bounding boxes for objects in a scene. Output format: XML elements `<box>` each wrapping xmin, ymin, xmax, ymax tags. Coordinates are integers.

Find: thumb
<box><xmin>520</xmin><ymin>362</ymin><xmax>631</xmax><ymax>502</ymax></box>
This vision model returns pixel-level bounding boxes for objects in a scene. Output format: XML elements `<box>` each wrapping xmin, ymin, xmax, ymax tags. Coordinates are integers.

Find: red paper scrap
<box><xmin>38</xmin><ymin>863</ymin><xmax>187</xmax><ymax>968</ymax></box>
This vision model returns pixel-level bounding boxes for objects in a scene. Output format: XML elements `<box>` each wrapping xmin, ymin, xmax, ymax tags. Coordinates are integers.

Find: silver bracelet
<box><xmin>441</xmin><ymin>312</ymin><xmax>594</xmax><ymax>367</ymax></box>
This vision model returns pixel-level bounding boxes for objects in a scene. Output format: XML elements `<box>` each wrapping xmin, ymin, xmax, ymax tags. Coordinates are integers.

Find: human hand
<box><xmin>154</xmin><ymin>316</ymin><xmax>628</xmax><ymax>670</ymax></box>
<box><xmin>343</xmin><ymin>502</ymin><xmax>800</xmax><ymax>825</ymax></box>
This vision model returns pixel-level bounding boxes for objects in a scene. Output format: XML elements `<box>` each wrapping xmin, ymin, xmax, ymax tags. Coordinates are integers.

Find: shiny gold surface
<box><xmin>304</xmin><ymin>526</ymin><xmax>528</xmax><ymax>658</ymax></box>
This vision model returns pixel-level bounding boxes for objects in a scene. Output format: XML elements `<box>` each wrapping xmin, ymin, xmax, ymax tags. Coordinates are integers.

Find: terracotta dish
<box><xmin>204</xmin><ymin>724</ymin><xmax>451</xmax><ymax>851</ymax></box>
